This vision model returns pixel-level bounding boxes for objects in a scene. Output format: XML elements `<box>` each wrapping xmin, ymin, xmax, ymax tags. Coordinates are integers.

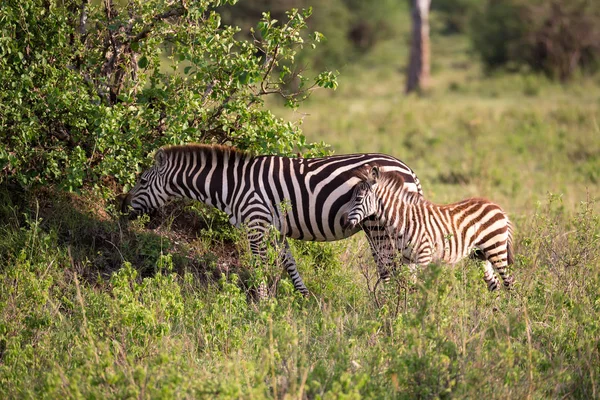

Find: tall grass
<box><xmin>1</xmin><ymin>189</ymin><xmax>598</xmax><ymax>398</ymax></box>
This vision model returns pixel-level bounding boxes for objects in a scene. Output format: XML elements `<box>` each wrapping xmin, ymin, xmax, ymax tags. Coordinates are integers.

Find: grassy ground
<box><xmin>1</xmin><ymin>32</ymin><xmax>600</xmax><ymax>398</ymax></box>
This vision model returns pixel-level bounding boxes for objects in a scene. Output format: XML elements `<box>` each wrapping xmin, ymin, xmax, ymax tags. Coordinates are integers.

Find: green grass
<box><xmin>2</xmin><ymin>30</ymin><xmax>600</xmax><ymax>398</ymax></box>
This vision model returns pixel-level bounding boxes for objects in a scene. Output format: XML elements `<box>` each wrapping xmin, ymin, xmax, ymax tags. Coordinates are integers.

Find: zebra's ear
<box><xmin>154</xmin><ymin>149</ymin><xmax>167</xmax><ymax>168</ymax></box>
<box><xmin>368</xmin><ymin>166</ymin><xmax>380</xmax><ymax>184</ymax></box>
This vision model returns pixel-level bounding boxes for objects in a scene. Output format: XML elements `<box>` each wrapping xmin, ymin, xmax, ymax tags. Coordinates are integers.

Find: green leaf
<box><xmin>138</xmin><ymin>56</ymin><xmax>149</xmax><ymax>69</ymax></box>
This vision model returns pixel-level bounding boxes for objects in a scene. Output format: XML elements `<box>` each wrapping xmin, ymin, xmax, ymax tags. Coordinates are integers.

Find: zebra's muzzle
<box><xmin>118</xmin><ymin>193</ymin><xmax>139</xmax><ymax>218</ymax></box>
<box><xmin>341</xmin><ymin>214</ymin><xmax>359</xmax><ymax>231</ymax></box>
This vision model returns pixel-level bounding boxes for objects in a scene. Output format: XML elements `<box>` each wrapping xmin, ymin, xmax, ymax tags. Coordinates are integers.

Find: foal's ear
<box><xmin>368</xmin><ymin>166</ymin><xmax>380</xmax><ymax>184</ymax></box>
<box><xmin>154</xmin><ymin>149</ymin><xmax>167</xmax><ymax>168</ymax></box>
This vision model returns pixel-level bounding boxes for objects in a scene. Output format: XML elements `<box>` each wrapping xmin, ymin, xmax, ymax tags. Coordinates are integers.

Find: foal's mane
<box><xmin>357</xmin><ymin>163</ymin><xmax>426</xmax><ymax>206</ymax></box>
<box><xmin>357</xmin><ymin>163</ymin><xmax>406</xmax><ymax>191</ymax></box>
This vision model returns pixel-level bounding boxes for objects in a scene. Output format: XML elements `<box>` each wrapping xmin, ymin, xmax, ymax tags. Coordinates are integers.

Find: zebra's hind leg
<box><xmin>493</xmin><ymin>259</ymin><xmax>514</xmax><ymax>289</ymax></box>
<box><xmin>279</xmin><ymin>238</ymin><xmax>309</xmax><ymax>296</ymax></box>
<box><xmin>486</xmin><ymin>247</ymin><xmax>514</xmax><ymax>290</ymax></box>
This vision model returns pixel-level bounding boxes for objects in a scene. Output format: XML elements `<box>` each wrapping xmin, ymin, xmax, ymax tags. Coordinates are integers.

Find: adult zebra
<box><xmin>343</xmin><ymin>164</ymin><xmax>514</xmax><ymax>291</ymax></box>
<box><xmin>121</xmin><ymin>144</ymin><xmax>423</xmax><ymax>295</ymax></box>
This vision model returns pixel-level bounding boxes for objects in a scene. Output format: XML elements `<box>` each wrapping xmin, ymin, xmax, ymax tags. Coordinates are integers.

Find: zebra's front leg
<box><xmin>246</xmin><ymin>223</ymin><xmax>309</xmax><ymax>296</ymax></box>
<box><xmin>246</xmin><ymin>222</ymin><xmax>271</xmax><ymax>299</ymax></box>
<box><xmin>363</xmin><ymin>225</ymin><xmax>397</xmax><ymax>282</ymax></box>
<box><xmin>279</xmin><ymin>238</ymin><xmax>309</xmax><ymax>296</ymax></box>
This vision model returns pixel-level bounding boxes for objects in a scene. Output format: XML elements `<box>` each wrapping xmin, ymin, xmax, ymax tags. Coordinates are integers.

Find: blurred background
<box><xmin>223</xmin><ymin>0</ymin><xmax>600</xmax><ymax>213</ymax></box>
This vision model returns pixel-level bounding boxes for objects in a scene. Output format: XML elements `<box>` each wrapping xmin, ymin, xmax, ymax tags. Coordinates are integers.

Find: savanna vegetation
<box><xmin>1</xmin><ymin>0</ymin><xmax>599</xmax><ymax>398</ymax></box>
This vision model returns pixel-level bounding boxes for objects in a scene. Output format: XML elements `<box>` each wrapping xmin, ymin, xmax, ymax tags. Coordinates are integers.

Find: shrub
<box><xmin>432</xmin><ymin>0</ymin><xmax>481</xmax><ymax>34</ymax></box>
<box><xmin>0</xmin><ymin>0</ymin><xmax>337</xmax><ymax>192</ymax></box>
<box><xmin>470</xmin><ymin>0</ymin><xmax>600</xmax><ymax>80</ymax></box>
<box><xmin>469</xmin><ymin>0</ymin><xmax>530</xmax><ymax>71</ymax></box>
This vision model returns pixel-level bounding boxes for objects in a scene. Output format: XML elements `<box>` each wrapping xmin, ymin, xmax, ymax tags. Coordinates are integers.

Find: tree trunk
<box><xmin>406</xmin><ymin>0</ymin><xmax>431</xmax><ymax>94</ymax></box>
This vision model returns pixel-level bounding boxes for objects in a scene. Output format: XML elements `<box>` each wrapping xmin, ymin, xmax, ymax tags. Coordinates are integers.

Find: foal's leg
<box><xmin>485</xmin><ymin>243</ymin><xmax>514</xmax><ymax>289</ymax></box>
<box><xmin>482</xmin><ymin>260</ymin><xmax>501</xmax><ymax>291</ymax></box>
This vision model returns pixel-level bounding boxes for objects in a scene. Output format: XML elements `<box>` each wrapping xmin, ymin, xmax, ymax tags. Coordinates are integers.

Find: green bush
<box><xmin>469</xmin><ymin>0</ymin><xmax>529</xmax><ymax>71</ymax></box>
<box><xmin>0</xmin><ymin>0</ymin><xmax>336</xmax><ymax>192</ymax></box>
<box><xmin>470</xmin><ymin>0</ymin><xmax>600</xmax><ymax>80</ymax></box>
<box><xmin>432</xmin><ymin>0</ymin><xmax>481</xmax><ymax>34</ymax></box>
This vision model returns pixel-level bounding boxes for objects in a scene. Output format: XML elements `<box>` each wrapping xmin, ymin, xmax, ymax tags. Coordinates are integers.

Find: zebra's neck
<box><xmin>374</xmin><ymin>183</ymin><xmax>424</xmax><ymax>232</ymax></box>
<box><xmin>162</xmin><ymin>145</ymin><xmax>249</xmax><ymax>213</ymax></box>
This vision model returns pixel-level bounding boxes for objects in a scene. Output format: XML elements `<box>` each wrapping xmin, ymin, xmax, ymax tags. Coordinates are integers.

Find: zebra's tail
<box><xmin>507</xmin><ymin>219</ymin><xmax>515</xmax><ymax>266</ymax></box>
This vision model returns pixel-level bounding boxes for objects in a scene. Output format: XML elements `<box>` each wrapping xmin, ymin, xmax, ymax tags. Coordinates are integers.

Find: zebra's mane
<box><xmin>161</xmin><ymin>143</ymin><xmax>247</xmax><ymax>158</ymax></box>
<box><xmin>357</xmin><ymin>164</ymin><xmax>406</xmax><ymax>194</ymax></box>
<box><xmin>359</xmin><ymin>164</ymin><xmax>423</xmax><ymax>205</ymax></box>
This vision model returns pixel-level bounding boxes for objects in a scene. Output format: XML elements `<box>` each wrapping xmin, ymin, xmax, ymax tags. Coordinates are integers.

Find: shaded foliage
<box><xmin>470</xmin><ymin>0</ymin><xmax>600</xmax><ymax>80</ymax></box>
<box><xmin>431</xmin><ymin>0</ymin><xmax>481</xmax><ymax>34</ymax></box>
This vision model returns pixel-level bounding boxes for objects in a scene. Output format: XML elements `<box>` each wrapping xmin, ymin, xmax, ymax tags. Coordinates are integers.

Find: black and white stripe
<box><xmin>344</xmin><ymin>165</ymin><xmax>514</xmax><ymax>291</ymax></box>
<box><xmin>122</xmin><ymin>144</ymin><xmax>423</xmax><ymax>295</ymax></box>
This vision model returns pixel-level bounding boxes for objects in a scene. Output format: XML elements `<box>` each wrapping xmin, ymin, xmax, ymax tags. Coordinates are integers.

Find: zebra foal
<box><xmin>121</xmin><ymin>144</ymin><xmax>423</xmax><ymax>296</ymax></box>
<box><xmin>343</xmin><ymin>165</ymin><xmax>515</xmax><ymax>291</ymax></box>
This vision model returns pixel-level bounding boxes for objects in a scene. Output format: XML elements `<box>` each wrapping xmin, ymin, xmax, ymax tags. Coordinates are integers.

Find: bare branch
<box><xmin>131</xmin><ymin>6</ymin><xmax>186</xmax><ymax>44</ymax></box>
<box><xmin>260</xmin><ymin>44</ymin><xmax>279</xmax><ymax>91</ymax></box>
<box><xmin>104</xmin><ymin>0</ymin><xmax>117</xmax><ymax>20</ymax></box>
<box><xmin>201</xmin><ymin>80</ymin><xmax>216</xmax><ymax>106</ymax></box>
<box><xmin>79</xmin><ymin>0</ymin><xmax>89</xmax><ymax>38</ymax></box>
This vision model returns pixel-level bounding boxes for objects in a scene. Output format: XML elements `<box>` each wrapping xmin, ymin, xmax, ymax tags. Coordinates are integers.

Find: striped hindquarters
<box><xmin>442</xmin><ymin>198</ymin><xmax>509</xmax><ymax>262</ymax></box>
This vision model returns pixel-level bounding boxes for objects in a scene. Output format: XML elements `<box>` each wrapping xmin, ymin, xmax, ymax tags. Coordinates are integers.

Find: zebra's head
<box><xmin>121</xmin><ymin>149</ymin><xmax>170</xmax><ymax>216</ymax></box>
<box><xmin>342</xmin><ymin>165</ymin><xmax>381</xmax><ymax>231</ymax></box>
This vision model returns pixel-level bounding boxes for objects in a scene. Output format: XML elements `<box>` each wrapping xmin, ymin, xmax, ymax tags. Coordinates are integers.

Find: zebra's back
<box><xmin>416</xmin><ymin>197</ymin><xmax>510</xmax><ymax>264</ymax></box>
<box><xmin>246</xmin><ymin>152</ymin><xmax>423</xmax><ymax>241</ymax></box>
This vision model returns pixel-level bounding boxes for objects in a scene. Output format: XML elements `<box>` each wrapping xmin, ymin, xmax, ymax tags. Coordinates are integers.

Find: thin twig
<box><xmin>131</xmin><ymin>6</ymin><xmax>186</xmax><ymax>44</ymax></box>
